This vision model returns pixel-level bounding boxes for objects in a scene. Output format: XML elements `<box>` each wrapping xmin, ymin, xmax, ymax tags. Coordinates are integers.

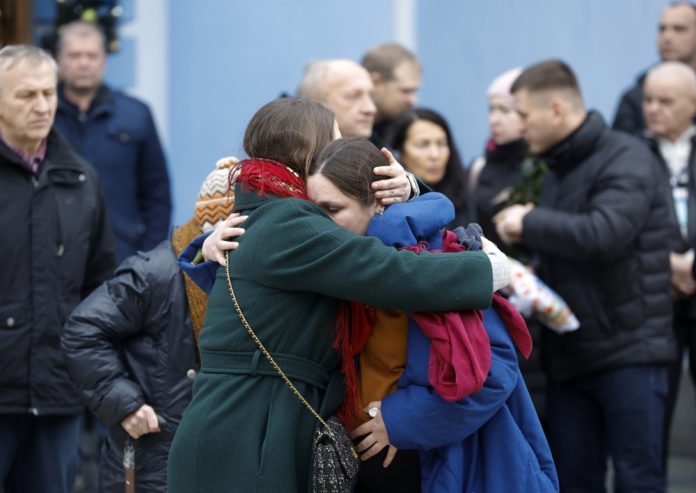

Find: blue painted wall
<box><xmin>417</xmin><ymin>0</ymin><xmax>665</xmax><ymax>164</ymax></box>
<box><xmin>168</xmin><ymin>0</ymin><xmax>393</xmax><ymax>222</ymax></box>
<box><xmin>168</xmin><ymin>0</ymin><xmax>668</xmax><ymax>224</ymax></box>
<box><xmin>32</xmin><ymin>1</ymin><xmax>671</xmax><ymax>224</ymax></box>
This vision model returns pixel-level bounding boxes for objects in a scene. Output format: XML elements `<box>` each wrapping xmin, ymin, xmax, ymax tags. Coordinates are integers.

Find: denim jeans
<box><xmin>546</xmin><ymin>364</ymin><xmax>668</xmax><ymax>493</ymax></box>
<box><xmin>0</xmin><ymin>414</ymin><xmax>82</xmax><ymax>493</ymax></box>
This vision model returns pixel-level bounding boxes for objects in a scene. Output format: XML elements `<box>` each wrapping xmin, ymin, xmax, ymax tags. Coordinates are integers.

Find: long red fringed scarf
<box><xmin>404</xmin><ymin>230</ymin><xmax>532</xmax><ymax>402</ymax></box>
<box><xmin>233</xmin><ymin>158</ymin><xmax>365</xmax><ymax>428</ymax></box>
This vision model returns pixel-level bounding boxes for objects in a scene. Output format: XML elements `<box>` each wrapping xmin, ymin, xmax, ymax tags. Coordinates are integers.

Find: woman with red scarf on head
<box><xmin>167</xmin><ymin>98</ymin><xmax>503</xmax><ymax>493</ymax></box>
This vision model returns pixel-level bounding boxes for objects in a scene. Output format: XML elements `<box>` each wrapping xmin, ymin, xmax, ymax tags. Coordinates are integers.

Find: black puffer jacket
<box><xmin>612</xmin><ymin>71</ymin><xmax>649</xmax><ymax>136</ymax></box>
<box><xmin>0</xmin><ymin>130</ymin><xmax>115</xmax><ymax>415</ymax></box>
<box><xmin>62</xmin><ymin>240</ymin><xmax>199</xmax><ymax>492</ymax></box>
<box><xmin>522</xmin><ymin>112</ymin><xmax>675</xmax><ymax>381</ymax></box>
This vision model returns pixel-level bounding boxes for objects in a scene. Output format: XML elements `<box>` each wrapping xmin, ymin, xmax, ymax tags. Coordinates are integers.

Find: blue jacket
<box><xmin>371</xmin><ymin>194</ymin><xmax>559</xmax><ymax>493</ymax></box>
<box><xmin>55</xmin><ymin>85</ymin><xmax>172</xmax><ymax>262</ymax></box>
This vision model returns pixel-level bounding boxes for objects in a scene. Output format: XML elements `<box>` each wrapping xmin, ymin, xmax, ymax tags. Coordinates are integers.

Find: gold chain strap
<box><xmin>224</xmin><ymin>252</ymin><xmax>330</xmax><ymax>431</ymax></box>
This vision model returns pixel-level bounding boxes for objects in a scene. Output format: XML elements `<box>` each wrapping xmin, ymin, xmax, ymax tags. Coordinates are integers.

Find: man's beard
<box><xmin>65</xmin><ymin>81</ymin><xmax>99</xmax><ymax>97</ymax></box>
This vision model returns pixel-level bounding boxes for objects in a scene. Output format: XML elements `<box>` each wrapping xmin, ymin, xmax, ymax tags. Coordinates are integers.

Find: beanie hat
<box><xmin>486</xmin><ymin>67</ymin><xmax>523</xmax><ymax>105</ymax></box>
<box><xmin>172</xmin><ymin>156</ymin><xmax>238</xmax><ymax>343</ymax></box>
<box><xmin>194</xmin><ymin>157</ymin><xmax>238</xmax><ymax>232</ymax></box>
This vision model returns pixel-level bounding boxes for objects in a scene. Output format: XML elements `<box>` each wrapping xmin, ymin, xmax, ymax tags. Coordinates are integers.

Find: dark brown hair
<box><xmin>310</xmin><ymin>137</ymin><xmax>388</xmax><ymax>206</ymax></box>
<box><xmin>388</xmin><ymin>108</ymin><xmax>468</xmax><ymax>207</ymax></box>
<box><xmin>55</xmin><ymin>21</ymin><xmax>108</xmax><ymax>56</ymax></box>
<box><xmin>510</xmin><ymin>59</ymin><xmax>581</xmax><ymax>96</ymax></box>
<box><xmin>243</xmin><ymin>98</ymin><xmax>335</xmax><ymax>178</ymax></box>
<box><xmin>361</xmin><ymin>42</ymin><xmax>420</xmax><ymax>81</ymax></box>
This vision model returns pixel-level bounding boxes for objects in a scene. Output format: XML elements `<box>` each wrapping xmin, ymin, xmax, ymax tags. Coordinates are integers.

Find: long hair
<box><xmin>388</xmin><ymin>108</ymin><xmax>469</xmax><ymax>219</ymax></box>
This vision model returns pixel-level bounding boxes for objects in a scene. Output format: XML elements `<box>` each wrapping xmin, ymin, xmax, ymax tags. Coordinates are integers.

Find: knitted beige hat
<box><xmin>193</xmin><ymin>157</ymin><xmax>238</xmax><ymax>232</ymax></box>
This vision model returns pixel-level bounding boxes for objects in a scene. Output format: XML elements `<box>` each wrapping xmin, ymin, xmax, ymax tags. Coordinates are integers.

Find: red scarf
<box><xmin>406</xmin><ymin>230</ymin><xmax>532</xmax><ymax>402</ymax></box>
<box><xmin>232</xmin><ymin>158</ymin><xmax>364</xmax><ymax>427</ymax></box>
<box><xmin>232</xmin><ymin>158</ymin><xmax>308</xmax><ymax>200</ymax></box>
<box><xmin>335</xmin><ymin>302</ymin><xmax>375</xmax><ymax>428</ymax></box>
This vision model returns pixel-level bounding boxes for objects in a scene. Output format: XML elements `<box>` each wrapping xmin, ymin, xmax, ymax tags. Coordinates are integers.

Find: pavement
<box><xmin>667</xmin><ymin>363</ymin><xmax>696</xmax><ymax>493</ymax></box>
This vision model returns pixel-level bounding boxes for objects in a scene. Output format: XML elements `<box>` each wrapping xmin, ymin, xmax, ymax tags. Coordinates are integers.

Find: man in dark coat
<box><xmin>613</xmin><ymin>2</ymin><xmax>696</xmax><ymax>136</ymax></box>
<box><xmin>495</xmin><ymin>59</ymin><xmax>675</xmax><ymax>492</ymax></box>
<box><xmin>361</xmin><ymin>42</ymin><xmax>421</xmax><ymax>149</ymax></box>
<box><xmin>0</xmin><ymin>44</ymin><xmax>115</xmax><ymax>493</ymax></box>
<box><xmin>54</xmin><ymin>20</ymin><xmax>172</xmax><ymax>263</ymax></box>
<box><xmin>641</xmin><ymin>60</ymin><xmax>696</xmax><ymax>464</ymax></box>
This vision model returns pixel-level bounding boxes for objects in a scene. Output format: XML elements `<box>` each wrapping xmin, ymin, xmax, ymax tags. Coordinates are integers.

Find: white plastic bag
<box><xmin>506</xmin><ymin>258</ymin><xmax>580</xmax><ymax>334</ymax></box>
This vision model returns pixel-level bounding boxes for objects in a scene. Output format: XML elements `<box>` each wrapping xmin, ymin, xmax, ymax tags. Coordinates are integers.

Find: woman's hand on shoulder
<box><xmin>372</xmin><ymin>148</ymin><xmax>413</xmax><ymax>205</ymax></box>
<box><xmin>202</xmin><ymin>212</ymin><xmax>248</xmax><ymax>266</ymax></box>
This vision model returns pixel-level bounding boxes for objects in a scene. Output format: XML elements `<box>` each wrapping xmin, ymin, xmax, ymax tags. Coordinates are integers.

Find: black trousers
<box><xmin>663</xmin><ymin>311</ymin><xmax>696</xmax><ymax>465</ymax></box>
<box><xmin>354</xmin><ymin>448</ymin><xmax>420</xmax><ymax>493</ymax></box>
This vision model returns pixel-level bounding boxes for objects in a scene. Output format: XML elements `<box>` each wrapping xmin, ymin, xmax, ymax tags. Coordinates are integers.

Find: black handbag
<box><xmin>224</xmin><ymin>255</ymin><xmax>359</xmax><ymax>492</ymax></box>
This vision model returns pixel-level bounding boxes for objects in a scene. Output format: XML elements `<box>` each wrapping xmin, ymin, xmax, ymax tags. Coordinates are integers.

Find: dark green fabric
<box><xmin>168</xmin><ymin>189</ymin><xmax>493</xmax><ymax>493</ymax></box>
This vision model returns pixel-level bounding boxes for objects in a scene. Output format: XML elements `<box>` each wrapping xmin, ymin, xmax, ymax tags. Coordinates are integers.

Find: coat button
<box><xmin>186</xmin><ymin>369</ymin><xmax>197</xmax><ymax>380</ymax></box>
<box><xmin>6</xmin><ymin>317</ymin><xmax>15</xmax><ymax>327</ymax></box>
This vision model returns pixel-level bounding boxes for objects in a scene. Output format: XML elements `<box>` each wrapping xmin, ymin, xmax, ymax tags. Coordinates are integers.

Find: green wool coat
<box><xmin>167</xmin><ymin>189</ymin><xmax>493</xmax><ymax>493</ymax></box>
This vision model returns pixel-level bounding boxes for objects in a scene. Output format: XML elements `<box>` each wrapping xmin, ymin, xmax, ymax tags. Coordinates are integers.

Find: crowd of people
<box><xmin>2</xmin><ymin>2</ymin><xmax>696</xmax><ymax>492</ymax></box>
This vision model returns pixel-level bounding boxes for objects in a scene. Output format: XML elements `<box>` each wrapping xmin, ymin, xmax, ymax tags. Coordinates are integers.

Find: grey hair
<box><xmin>0</xmin><ymin>45</ymin><xmax>57</xmax><ymax>90</ymax></box>
<box><xmin>296</xmin><ymin>60</ymin><xmax>330</xmax><ymax>102</ymax></box>
<box><xmin>55</xmin><ymin>20</ymin><xmax>108</xmax><ymax>55</ymax></box>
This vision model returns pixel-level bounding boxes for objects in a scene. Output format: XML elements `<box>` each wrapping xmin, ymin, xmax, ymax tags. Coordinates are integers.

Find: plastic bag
<box><xmin>506</xmin><ymin>258</ymin><xmax>580</xmax><ymax>334</ymax></box>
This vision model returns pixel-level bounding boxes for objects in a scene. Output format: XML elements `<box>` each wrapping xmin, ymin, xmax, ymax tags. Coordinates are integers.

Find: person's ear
<box><xmin>549</xmin><ymin>96</ymin><xmax>567</xmax><ymax>125</ymax></box>
<box><xmin>689</xmin><ymin>94</ymin><xmax>696</xmax><ymax>116</ymax></box>
<box><xmin>370</xmin><ymin>72</ymin><xmax>383</xmax><ymax>87</ymax></box>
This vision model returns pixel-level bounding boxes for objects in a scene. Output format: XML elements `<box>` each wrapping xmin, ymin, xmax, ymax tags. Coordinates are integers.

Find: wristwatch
<box><xmin>405</xmin><ymin>171</ymin><xmax>420</xmax><ymax>200</ymax></box>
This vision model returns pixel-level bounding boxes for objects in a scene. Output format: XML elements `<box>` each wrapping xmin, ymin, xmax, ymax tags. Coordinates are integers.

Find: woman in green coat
<box><xmin>167</xmin><ymin>98</ymin><xmax>498</xmax><ymax>493</ymax></box>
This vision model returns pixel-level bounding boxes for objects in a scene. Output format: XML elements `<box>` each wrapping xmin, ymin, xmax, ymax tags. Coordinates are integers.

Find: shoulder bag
<box><xmin>224</xmin><ymin>255</ymin><xmax>359</xmax><ymax>493</ymax></box>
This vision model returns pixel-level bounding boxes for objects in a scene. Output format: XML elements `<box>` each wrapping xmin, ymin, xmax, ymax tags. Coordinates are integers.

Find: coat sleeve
<box><xmin>521</xmin><ymin>145</ymin><xmax>659</xmax><ymax>262</ymax></box>
<box><xmin>81</xmin><ymin>174</ymin><xmax>116</xmax><ymax>298</ymax></box>
<box><xmin>177</xmin><ymin>231</ymin><xmax>218</xmax><ymax>293</ymax></box>
<box><xmin>136</xmin><ymin>107</ymin><xmax>172</xmax><ymax>251</ymax></box>
<box><xmin>380</xmin><ymin>313</ymin><xmax>519</xmax><ymax>450</ymax></box>
<box><xmin>239</xmin><ymin>200</ymin><xmax>494</xmax><ymax>312</ymax></box>
<box><xmin>62</xmin><ymin>254</ymin><xmax>153</xmax><ymax>427</ymax></box>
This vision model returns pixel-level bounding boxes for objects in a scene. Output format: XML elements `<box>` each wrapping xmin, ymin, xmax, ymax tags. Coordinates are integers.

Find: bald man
<box><xmin>614</xmin><ymin>2</ymin><xmax>696</xmax><ymax>135</ymax></box>
<box><xmin>297</xmin><ymin>59</ymin><xmax>377</xmax><ymax>137</ymax></box>
<box><xmin>642</xmin><ymin>60</ymin><xmax>696</xmax><ymax>465</ymax></box>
